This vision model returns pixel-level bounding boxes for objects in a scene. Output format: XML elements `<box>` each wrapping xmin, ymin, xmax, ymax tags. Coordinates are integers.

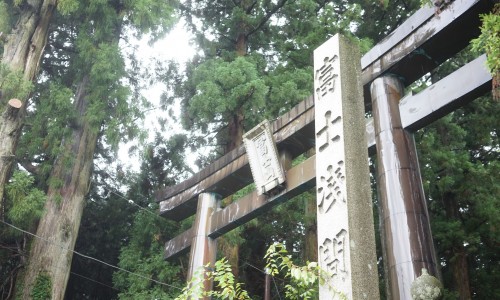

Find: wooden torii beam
<box><xmin>156</xmin><ymin>1</ymin><xmax>495</xmax><ymax>298</ymax></box>
<box><xmin>162</xmin><ymin>54</ymin><xmax>491</xmax><ymax>259</ymax></box>
<box><xmin>156</xmin><ymin>0</ymin><xmax>493</xmax><ymax>222</ymax></box>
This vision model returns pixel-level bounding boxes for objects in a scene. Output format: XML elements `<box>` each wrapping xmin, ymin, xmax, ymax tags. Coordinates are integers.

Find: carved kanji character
<box><xmin>316</xmin><ymin>110</ymin><xmax>342</xmax><ymax>152</ymax></box>
<box><xmin>317</xmin><ymin>160</ymin><xmax>345</xmax><ymax>214</ymax></box>
<box><xmin>256</xmin><ymin>134</ymin><xmax>275</xmax><ymax>180</ymax></box>
<box><xmin>315</xmin><ymin>55</ymin><xmax>339</xmax><ymax>99</ymax></box>
<box><xmin>319</xmin><ymin>229</ymin><xmax>348</xmax><ymax>280</ymax></box>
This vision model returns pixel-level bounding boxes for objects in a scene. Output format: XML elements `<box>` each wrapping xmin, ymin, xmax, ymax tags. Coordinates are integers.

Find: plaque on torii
<box><xmin>243</xmin><ymin>120</ymin><xmax>285</xmax><ymax>196</ymax></box>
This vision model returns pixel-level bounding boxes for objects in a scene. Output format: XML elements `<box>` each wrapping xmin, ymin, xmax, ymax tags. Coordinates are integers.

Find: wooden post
<box><xmin>186</xmin><ymin>193</ymin><xmax>219</xmax><ymax>299</ymax></box>
<box><xmin>264</xmin><ymin>272</ymin><xmax>271</xmax><ymax>300</ymax></box>
<box><xmin>370</xmin><ymin>76</ymin><xmax>440</xmax><ymax>299</ymax></box>
<box><xmin>313</xmin><ymin>34</ymin><xmax>379</xmax><ymax>299</ymax></box>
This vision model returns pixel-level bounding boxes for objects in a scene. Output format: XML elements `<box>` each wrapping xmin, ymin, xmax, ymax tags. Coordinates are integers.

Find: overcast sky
<box><xmin>118</xmin><ymin>22</ymin><xmax>196</xmax><ymax>173</ymax></box>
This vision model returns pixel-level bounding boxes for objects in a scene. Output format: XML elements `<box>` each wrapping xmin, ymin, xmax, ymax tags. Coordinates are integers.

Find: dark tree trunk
<box><xmin>225</xmin><ymin>111</ymin><xmax>245</xmax><ymax>154</ymax></box>
<box><xmin>304</xmin><ymin>192</ymin><xmax>318</xmax><ymax>262</ymax></box>
<box><xmin>19</xmin><ymin>76</ymin><xmax>98</xmax><ymax>299</ymax></box>
<box><xmin>443</xmin><ymin>192</ymin><xmax>472</xmax><ymax>300</ymax></box>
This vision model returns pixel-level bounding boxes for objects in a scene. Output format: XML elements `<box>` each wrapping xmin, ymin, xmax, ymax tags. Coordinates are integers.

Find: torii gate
<box><xmin>156</xmin><ymin>0</ymin><xmax>494</xmax><ymax>298</ymax></box>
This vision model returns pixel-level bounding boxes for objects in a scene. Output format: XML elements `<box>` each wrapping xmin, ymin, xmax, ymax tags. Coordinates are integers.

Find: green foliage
<box><xmin>37</xmin><ymin>0</ymin><xmax>178</xmax><ymax>155</ymax></box>
<box><xmin>210</xmin><ymin>258</ymin><xmax>251</xmax><ymax>300</ymax></box>
<box><xmin>0</xmin><ymin>63</ymin><xmax>33</xmax><ymax>102</ymax></box>
<box><xmin>31</xmin><ymin>272</ymin><xmax>51</xmax><ymax>300</ymax></box>
<box><xmin>57</xmin><ymin>0</ymin><xmax>79</xmax><ymax>15</ymax></box>
<box><xmin>123</xmin><ymin>0</ymin><xmax>178</xmax><ymax>41</ymax></box>
<box><xmin>113</xmin><ymin>207</ymin><xmax>184</xmax><ymax>299</ymax></box>
<box><xmin>5</xmin><ymin>171</ymin><xmax>46</xmax><ymax>231</ymax></box>
<box><xmin>471</xmin><ymin>4</ymin><xmax>500</xmax><ymax>75</ymax></box>
<box><xmin>420</xmin><ymin>0</ymin><xmax>433</xmax><ymax>7</ymax></box>
<box><xmin>189</xmin><ymin>56</ymin><xmax>268</xmax><ymax>127</ymax></box>
<box><xmin>176</xmin><ymin>243</ymin><xmax>344</xmax><ymax>300</ymax></box>
<box><xmin>264</xmin><ymin>243</ymin><xmax>344</xmax><ymax>300</ymax></box>
<box><xmin>17</xmin><ymin>82</ymin><xmax>75</xmax><ymax>183</ymax></box>
<box><xmin>471</xmin><ymin>4</ymin><xmax>500</xmax><ymax>99</ymax></box>
<box><xmin>0</xmin><ymin>2</ymin><xmax>10</xmax><ymax>36</ymax></box>
<box><xmin>417</xmin><ymin>94</ymin><xmax>500</xmax><ymax>298</ymax></box>
<box><xmin>176</xmin><ymin>258</ymin><xmax>251</xmax><ymax>300</ymax></box>
<box><xmin>264</xmin><ymin>67</ymin><xmax>312</xmax><ymax>116</ymax></box>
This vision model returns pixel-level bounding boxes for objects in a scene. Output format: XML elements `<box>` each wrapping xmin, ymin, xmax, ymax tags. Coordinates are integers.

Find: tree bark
<box><xmin>225</xmin><ymin>110</ymin><xmax>245</xmax><ymax>153</ymax></box>
<box><xmin>19</xmin><ymin>76</ymin><xmax>98</xmax><ymax>299</ymax></box>
<box><xmin>0</xmin><ymin>0</ymin><xmax>57</xmax><ymax>216</ymax></box>
<box><xmin>304</xmin><ymin>192</ymin><xmax>318</xmax><ymax>262</ymax></box>
<box><xmin>443</xmin><ymin>192</ymin><xmax>472</xmax><ymax>300</ymax></box>
<box><xmin>0</xmin><ymin>99</ymin><xmax>23</xmax><ymax>216</ymax></box>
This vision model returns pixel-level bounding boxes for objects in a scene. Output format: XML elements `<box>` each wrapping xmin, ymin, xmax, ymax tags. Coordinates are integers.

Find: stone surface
<box><xmin>411</xmin><ymin>269</ymin><xmax>443</xmax><ymax>300</ymax></box>
<box><xmin>313</xmin><ymin>34</ymin><xmax>379</xmax><ymax>299</ymax></box>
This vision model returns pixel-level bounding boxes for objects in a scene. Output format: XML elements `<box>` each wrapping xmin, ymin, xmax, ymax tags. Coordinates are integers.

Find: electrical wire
<box><xmin>241</xmin><ymin>259</ymin><xmax>284</xmax><ymax>299</ymax></box>
<box><xmin>272</xmin><ymin>275</ymin><xmax>283</xmax><ymax>300</ymax></box>
<box><xmin>0</xmin><ymin>220</ymin><xmax>182</xmax><ymax>291</ymax></box>
<box><xmin>93</xmin><ymin>165</ymin><xmax>176</xmax><ymax>225</ymax></box>
<box><xmin>69</xmin><ymin>271</ymin><xmax>119</xmax><ymax>292</ymax></box>
<box><xmin>0</xmin><ymin>241</ymin><xmax>119</xmax><ymax>292</ymax></box>
<box><xmin>108</xmin><ymin>189</ymin><xmax>161</xmax><ymax>219</ymax></box>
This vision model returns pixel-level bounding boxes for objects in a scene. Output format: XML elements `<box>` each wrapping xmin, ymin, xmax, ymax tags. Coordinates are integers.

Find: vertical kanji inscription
<box><xmin>314</xmin><ymin>33</ymin><xmax>379</xmax><ymax>300</ymax></box>
<box><xmin>316</xmin><ymin>55</ymin><xmax>339</xmax><ymax>100</ymax></box>
<box><xmin>255</xmin><ymin>133</ymin><xmax>275</xmax><ymax>181</ymax></box>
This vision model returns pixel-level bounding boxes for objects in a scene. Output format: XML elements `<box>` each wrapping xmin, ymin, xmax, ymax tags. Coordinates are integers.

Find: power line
<box><xmin>272</xmin><ymin>275</ymin><xmax>283</xmax><ymax>300</ymax></box>
<box><xmin>93</xmin><ymin>165</ymin><xmax>174</xmax><ymax>225</ymax></box>
<box><xmin>108</xmin><ymin>189</ymin><xmax>161</xmax><ymax>219</ymax></box>
<box><xmin>69</xmin><ymin>271</ymin><xmax>119</xmax><ymax>292</ymax></box>
<box><xmin>0</xmin><ymin>220</ymin><xmax>182</xmax><ymax>291</ymax></box>
<box><xmin>241</xmin><ymin>260</ymin><xmax>284</xmax><ymax>300</ymax></box>
<box><xmin>0</xmin><ymin>242</ymin><xmax>119</xmax><ymax>293</ymax></box>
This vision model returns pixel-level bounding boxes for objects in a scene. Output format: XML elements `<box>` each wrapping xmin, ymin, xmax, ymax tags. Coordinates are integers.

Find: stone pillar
<box><xmin>186</xmin><ymin>193</ymin><xmax>219</xmax><ymax>299</ymax></box>
<box><xmin>313</xmin><ymin>34</ymin><xmax>379</xmax><ymax>299</ymax></box>
<box><xmin>370</xmin><ymin>76</ymin><xmax>439</xmax><ymax>299</ymax></box>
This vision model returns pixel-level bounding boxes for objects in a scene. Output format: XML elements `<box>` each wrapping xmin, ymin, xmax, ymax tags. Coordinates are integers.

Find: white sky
<box><xmin>118</xmin><ymin>22</ymin><xmax>196</xmax><ymax>172</ymax></box>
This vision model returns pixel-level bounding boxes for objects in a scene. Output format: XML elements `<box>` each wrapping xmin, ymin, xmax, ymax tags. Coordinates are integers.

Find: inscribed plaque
<box><xmin>243</xmin><ymin>120</ymin><xmax>285</xmax><ymax>195</ymax></box>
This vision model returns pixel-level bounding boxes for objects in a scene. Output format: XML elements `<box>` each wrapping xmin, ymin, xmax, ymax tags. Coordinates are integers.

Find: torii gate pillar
<box><xmin>186</xmin><ymin>192</ymin><xmax>219</xmax><ymax>299</ymax></box>
<box><xmin>370</xmin><ymin>76</ymin><xmax>439</xmax><ymax>299</ymax></box>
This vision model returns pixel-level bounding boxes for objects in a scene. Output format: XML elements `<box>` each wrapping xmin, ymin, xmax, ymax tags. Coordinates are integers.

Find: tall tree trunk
<box><xmin>218</xmin><ymin>13</ymin><xmax>249</xmax><ymax>278</ymax></box>
<box><xmin>225</xmin><ymin>111</ymin><xmax>245</xmax><ymax>153</ymax></box>
<box><xmin>304</xmin><ymin>192</ymin><xmax>318</xmax><ymax>262</ymax></box>
<box><xmin>443</xmin><ymin>192</ymin><xmax>472</xmax><ymax>300</ymax></box>
<box><xmin>303</xmin><ymin>149</ymin><xmax>317</xmax><ymax>263</ymax></box>
<box><xmin>220</xmin><ymin>110</ymin><xmax>244</xmax><ymax>279</ymax></box>
<box><xmin>0</xmin><ymin>0</ymin><xmax>57</xmax><ymax>212</ymax></box>
<box><xmin>19</xmin><ymin>76</ymin><xmax>98</xmax><ymax>299</ymax></box>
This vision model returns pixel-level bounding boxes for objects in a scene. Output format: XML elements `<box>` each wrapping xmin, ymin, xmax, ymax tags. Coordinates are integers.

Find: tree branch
<box><xmin>245</xmin><ymin>0</ymin><xmax>258</xmax><ymax>14</ymax></box>
<box><xmin>246</xmin><ymin>0</ymin><xmax>288</xmax><ymax>38</ymax></box>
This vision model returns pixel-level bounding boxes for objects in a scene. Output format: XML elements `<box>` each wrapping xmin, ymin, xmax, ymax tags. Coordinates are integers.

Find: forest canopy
<box><xmin>0</xmin><ymin>0</ymin><xmax>498</xmax><ymax>299</ymax></box>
